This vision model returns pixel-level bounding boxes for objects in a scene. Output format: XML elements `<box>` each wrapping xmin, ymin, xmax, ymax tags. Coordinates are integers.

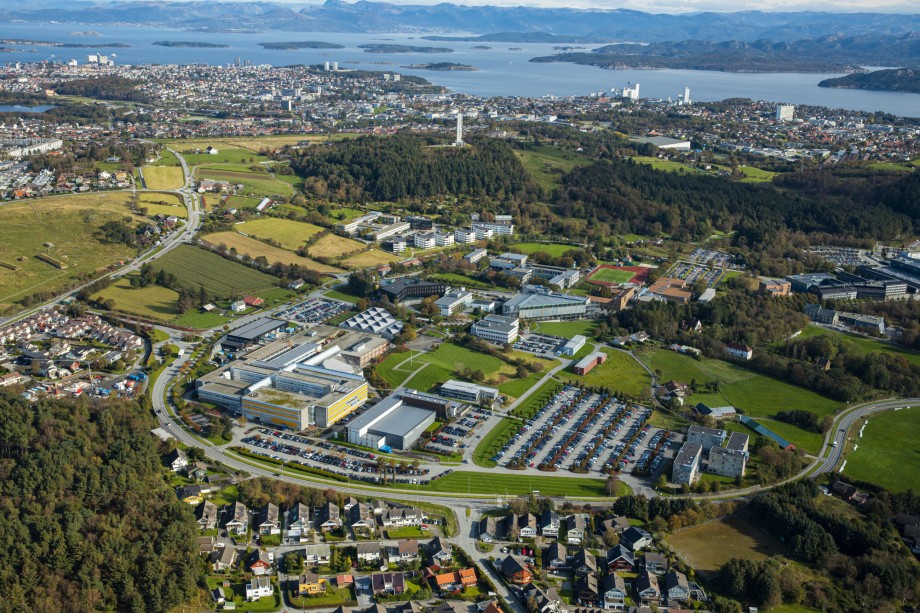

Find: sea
<box><xmin>3</xmin><ymin>22</ymin><xmax>920</xmax><ymax>118</ymax></box>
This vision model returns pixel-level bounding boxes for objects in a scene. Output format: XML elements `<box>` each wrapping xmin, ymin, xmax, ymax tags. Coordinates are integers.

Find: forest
<box><xmin>0</xmin><ymin>391</ymin><xmax>201</xmax><ymax>612</ymax></box>
<box><xmin>52</xmin><ymin>76</ymin><xmax>152</xmax><ymax>104</ymax></box>
<box><xmin>289</xmin><ymin>135</ymin><xmax>540</xmax><ymax>203</ymax></box>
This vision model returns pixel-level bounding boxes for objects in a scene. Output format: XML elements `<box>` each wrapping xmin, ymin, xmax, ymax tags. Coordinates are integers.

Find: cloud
<box><xmin>291</xmin><ymin>0</ymin><xmax>920</xmax><ymax>12</ymax></box>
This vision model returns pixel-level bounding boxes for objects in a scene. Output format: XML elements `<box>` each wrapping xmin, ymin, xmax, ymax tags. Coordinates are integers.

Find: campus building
<box><xmin>686</xmin><ymin>425</ymin><xmax>727</xmax><ymax>452</ymax></box>
<box><xmin>439</xmin><ymin>380</ymin><xmax>499</xmax><ymax>404</ymax></box>
<box><xmin>434</xmin><ymin>289</ymin><xmax>473</xmax><ymax>317</ymax></box>
<box><xmin>346</xmin><ymin>393</ymin><xmax>437</xmax><ymax>450</ymax></box>
<box><xmin>672</xmin><ymin>442</ymin><xmax>702</xmax><ymax>484</ymax></box>
<box><xmin>471</xmin><ymin>314</ymin><xmax>519</xmax><ymax>344</ymax></box>
<box><xmin>502</xmin><ymin>289</ymin><xmax>590</xmax><ymax>322</ymax></box>
<box><xmin>707</xmin><ymin>432</ymin><xmax>749</xmax><ymax>478</ymax></box>
<box><xmin>380</xmin><ymin>278</ymin><xmax>447</xmax><ymax>303</ymax></box>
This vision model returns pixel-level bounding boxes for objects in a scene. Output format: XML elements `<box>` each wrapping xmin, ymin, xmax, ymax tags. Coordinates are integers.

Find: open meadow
<box><xmin>558</xmin><ymin>348</ymin><xmax>652</xmax><ymax>397</ymax></box>
<box><xmin>138</xmin><ymin>193</ymin><xmax>187</xmax><ymax>218</ymax></box>
<box><xmin>153</xmin><ymin>245</ymin><xmax>280</xmax><ymax>298</ymax></box>
<box><xmin>0</xmin><ymin>193</ymin><xmax>145</xmax><ymax>309</ymax></box>
<box><xmin>196</xmin><ymin>168</ymin><xmax>294</xmax><ymax>197</ymax></box>
<box><xmin>235</xmin><ymin>218</ymin><xmax>324</xmax><ymax>251</ymax></box>
<box><xmin>843</xmin><ymin>406</ymin><xmax>920</xmax><ymax>492</ymax></box>
<box><xmin>94</xmin><ymin>278</ymin><xmax>180</xmax><ymax>323</ymax></box>
<box><xmin>202</xmin><ymin>231</ymin><xmax>343</xmax><ymax>273</ymax></box>
<box><xmin>514</xmin><ymin>145</ymin><xmax>591</xmax><ymax>192</ymax></box>
<box><xmin>141</xmin><ymin>165</ymin><xmax>185</xmax><ymax>190</ymax></box>
<box><xmin>307</xmin><ymin>234</ymin><xmax>366</xmax><ymax>259</ymax></box>
<box><xmin>340</xmin><ymin>249</ymin><xmax>403</xmax><ymax>268</ymax></box>
<box><xmin>668</xmin><ymin>514</ymin><xmax>785</xmax><ymax>574</ymax></box>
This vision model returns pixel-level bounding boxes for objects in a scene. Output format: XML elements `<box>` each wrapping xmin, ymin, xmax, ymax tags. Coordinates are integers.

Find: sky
<box><xmin>287</xmin><ymin>0</ymin><xmax>920</xmax><ymax>12</ymax></box>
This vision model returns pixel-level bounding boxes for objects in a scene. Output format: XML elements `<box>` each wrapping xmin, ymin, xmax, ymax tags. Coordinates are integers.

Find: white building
<box><xmin>672</xmin><ymin>442</ymin><xmax>702</xmax><ymax>485</ymax></box>
<box><xmin>708</xmin><ymin>432</ymin><xmax>749</xmax><ymax>478</ymax></box>
<box><xmin>434</xmin><ymin>289</ymin><xmax>473</xmax><ymax>317</ymax></box>
<box><xmin>246</xmin><ymin>576</ymin><xmax>273</xmax><ymax>601</ymax></box>
<box><xmin>472</xmin><ymin>221</ymin><xmax>514</xmax><ymax>236</ymax></box>
<box><xmin>471</xmin><ymin>314</ymin><xmax>519</xmax><ymax>344</ymax></box>
<box><xmin>503</xmin><ymin>291</ymin><xmax>590</xmax><ymax>321</ymax></box>
<box><xmin>454</xmin><ymin>228</ymin><xmax>477</xmax><ymax>244</ymax></box>
<box><xmin>561</xmin><ymin>335</ymin><xmax>587</xmax><ymax>356</ymax></box>
<box><xmin>440</xmin><ymin>380</ymin><xmax>499</xmax><ymax>404</ymax></box>
<box><xmin>776</xmin><ymin>104</ymin><xmax>795</xmax><ymax>122</ymax></box>
<box><xmin>414</xmin><ymin>233</ymin><xmax>436</xmax><ymax>249</ymax></box>
<box><xmin>435</xmin><ymin>232</ymin><xmax>455</xmax><ymax>247</ymax></box>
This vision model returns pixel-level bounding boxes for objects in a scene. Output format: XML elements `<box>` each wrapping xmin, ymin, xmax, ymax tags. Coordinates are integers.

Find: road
<box><xmin>0</xmin><ymin>147</ymin><xmax>202</xmax><ymax>327</ymax></box>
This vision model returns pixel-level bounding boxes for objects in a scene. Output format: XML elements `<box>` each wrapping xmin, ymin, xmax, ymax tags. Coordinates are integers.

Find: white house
<box><xmin>246</xmin><ymin>576</ymin><xmax>272</xmax><ymax>601</ymax></box>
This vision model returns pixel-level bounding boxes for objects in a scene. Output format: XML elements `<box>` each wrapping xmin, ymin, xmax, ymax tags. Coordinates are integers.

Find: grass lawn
<box><xmin>770</xmin><ymin>605</ymin><xmax>823</xmax><ymax>613</ymax></box>
<box><xmin>153</xmin><ymin>244</ymin><xmax>280</xmax><ymax>298</ymax></box>
<box><xmin>558</xmin><ymin>348</ymin><xmax>652</xmax><ymax>398</ymax></box>
<box><xmin>510</xmin><ymin>380</ymin><xmax>562</xmax><ymax>419</ymax></box>
<box><xmin>473</xmin><ymin>418</ymin><xmax>520</xmax><ymax>467</ymax></box>
<box><xmin>236</xmin><ymin>218</ymin><xmax>324</xmax><ymax>251</ymax></box>
<box><xmin>209</xmin><ymin>484</ymin><xmax>239</xmax><ymax>506</ymax></box>
<box><xmin>430</xmin><ymin>273</ymin><xmax>493</xmax><ymax>290</ymax></box>
<box><xmin>340</xmin><ymin>249</ymin><xmax>403</xmax><ymax>269</ymax></box>
<box><xmin>138</xmin><ymin>193</ymin><xmax>187</xmax><ymax>218</ymax></box>
<box><xmin>737</xmin><ymin>164</ymin><xmax>778</xmax><ymax>182</ymax></box>
<box><xmin>142</xmin><ymin>165</ymin><xmax>184</xmax><ymax>190</ymax></box>
<box><xmin>289</xmin><ymin>587</ymin><xmax>352</xmax><ymax>608</ymax></box>
<box><xmin>308</xmin><ymin>234</ymin><xmax>366</xmax><ymax>259</ymax></box>
<box><xmin>328</xmin><ymin>207</ymin><xmax>370</xmax><ymax>221</ymax></box>
<box><xmin>0</xmin><ymin>193</ymin><xmax>150</xmax><ymax>308</ymax></box>
<box><xmin>95</xmin><ymin>278</ymin><xmax>180</xmax><ymax>322</ymax></box>
<box><xmin>151</xmin><ymin>149</ymin><xmax>181</xmax><ymax>166</ymax></box>
<box><xmin>202</xmin><ymin>232</ymin><xmax>343</xmax><ymax>273</ymax></box>
<box><xmin>588</xmin><ymin>268</ymin><xmax>636</xmax><ymax>284</ymax></box>
<box><xmin>422</xmin><ymin>470</ymin><xmax>617</xmax><ymax>498</ymax></box>
<box><xmin>510</xmin><ymin>243</ymin><xmax>577</xmax><ymax>258</ymax></box>
<box><xmin>224</xmin><ymin>195</ymin><xmax>265</xmax><ymax>210</ymax></box>
<box><xmin>205</xmin><ymin>576</ymin><xmax>280</xmax><ymax>612</ymax></box>
<box><xmin>376</xmin><ymin>350</ymin><xmax>423</xmax><ymax>388</ymax></box>
<box><xmin>668</xmin><ymin>513</ymin><xmax>785</xmax><ymax>574</ymax></box>
<box><xmin>843</xmin><ymin>406</ymin><xmax>920</xmax><ymax>492</ymax></box>
<box><xmin>632</xmin><ymin>156</ymin><xmax>699</xmax><ymax>174</ymax></box>
<box><xmin>385</xmin><ymin>526</ymin><xmax>427</xmax><ymax>538</ymax></box>
<box><xmin>175</xmin><ymin>310</ymin><xmax>230</xmax><ymax>329</ymax></box>
<box><xmin>498</xmin><ymin>370</ymin><xmax>546</xmax><ymax>399</ymax></box>
<box><xmin>515</xmin><ymin>145</ymin><xmax>591</xmax><ymax>192</ymax></box>
<box><xmin>529</xmin><ymin>320</ymin><xmax>600</xmax><ymax>339</ymax></box>
<box><xmin>868</xmin><ymin>161</ymin><xmax>914</xmax><ymax>173</ymax></box>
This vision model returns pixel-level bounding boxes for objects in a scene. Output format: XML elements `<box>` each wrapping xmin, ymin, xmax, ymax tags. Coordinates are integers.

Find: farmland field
<box><xmin>668</xmin><ymin>514</ymin><xmax>785</xmax><ymax>574</ymax></box>
<box><xmin>152</xmin><ymin>245</ymin><xmax>279</xmax><ymax>298</ymax></box>
<box><xmin>202</xmin><ymin>232</ymin><xmax>343</xmax><ymax>273</ymax></box>
<box><xmin>558</xmin><ymin>348</ymin><xmax>652</xmax><ymax>398</ymax></box>
<box><xmin>196</xmin><ymin>168</ymin><xmax>294</xmax><ymax>197</ymax></box>
<box><xmin>340</xmin><ymin>249</ymin><xmax>402</xmax><ymax>269</ymax></box>
<box><xmin>138</xmin><ymin>193</ymin><xmax>187</xmax><ymax>218</ymax></box>
<box><xmin>843</xmin><ymin>407</ymin><xmax>920</xmax><ymax>492</ymax></box>
<box><xmin>94</xmin><ymin>278</ymin><xmax>180</xmax><ymax>322</ymax></box>
<box><xmin>307</xmin><ymin>234</ymin><xmax>366</xmax><ymax>259</ymax></box>
<box><xmin>141</xmin><ymin>165</ymin><xmax>185</xmax><ymax>190</ymax></box>
<box><xmin>0</xmin><ymin>193</ymin><xmax>146</xmax><ymax>309</ymax></box>
<box><xmin>235</xmin><ymin>218</ymin><xmax>324</xmax><ymax>251</ymax></box>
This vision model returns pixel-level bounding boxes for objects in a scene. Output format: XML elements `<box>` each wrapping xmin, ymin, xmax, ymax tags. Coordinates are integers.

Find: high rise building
<box><xmin>776</xmin><ymin>104</ymin><xmax>795</xmax><ymax>121</ymax></box>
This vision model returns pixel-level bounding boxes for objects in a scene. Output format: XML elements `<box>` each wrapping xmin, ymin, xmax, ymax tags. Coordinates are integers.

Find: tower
<box><xmin>683</xmin><ymin>86</ymin><xmax>691</xmax><ymax>105</ymax></box>
<box><xmin>454</xmin><ymin>111</ymin><xmax>464</xmax><ymax>147</ymax></box>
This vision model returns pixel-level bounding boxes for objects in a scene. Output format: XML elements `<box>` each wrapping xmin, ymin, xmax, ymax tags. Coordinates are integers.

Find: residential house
<box><xmin>197</xmin><ymin>536</ymin><xmax>218</xmax><ymax>556</ymax></box>
<box><xmin>635</xmin><ymin>572</ymin><xmax>660</xmax><ymax>604</ymax></box>
<box><xmin>349</xmin><ymin>502</ymin><xmax>377</xmax><ymax>536</ymax></box>
<box><xmin>166</xmin><ymin>448</ymin><xmax>188</xmax><ymax>472</ymax></box>
<box><xmin>381</xmin><ymin>507</ymin><xmax>423</xmax><ymax>527</ymax></box>
<box><xmin>575</xmin><ymin>574</ymin><xmax>599</xmax><ymax>605</ymax></box>
<box><xmin>246</xmin><ymin>575</ymin><xmax>273</xmax><ymax>601</ymax></box>
<box><xmin>428</xmin><ymin>536</ymin><xmax>453</xmax><ymax>565</ymax></box>
<box><xmin>343</xmin><ymin>497</ymin><xmax>359</xmax><ymax>511</ymax></box>
<box><xmin>503</xmin><ymin>515</ymin><xmax>521</xmax><ymax>542</ymax></box>
<box><xmin>501</xmin><ymin>556</ymin><xmax>533</xmax><ymax>585</ymax></box>
<box><xmin>304</xmin><ymin>544</ymin><xmax>332</xmax><ymax>566</ymax></box>
<box><xmin>287</xmin><ymin>502</ymin><xmax>312</xmax><ymax>535</ymax></box>
<box><xmin>601</xmin><ymin>574</ymin><xmax>628</xmax><ymax>611</ymax></box>
<box><xmin>664</xmin><ymin>570</ymin><xmax>690</xmax><ymax>601</ymax></box>
<box><xmin>248</xmin><ymin>549</ymin><xmax>273</xmax><ymax>576</ymax></box>
<box><xmin>222</xmin><ymin>502</ymin><xmax>249</xmax><ymax>536</ymax></box>
<box><xmin>596</xmin><ymin>516</ymin><xmax>630</xmax><ymax>536</ymax></box>
<box><xmin>479</xmin><ymin>516</ymin><xmax>498</xmax><ymax>542</ymax></box>
<box><xmin>621</xmin><ymin>527</ymin><xmax>652</xmax><ymax>551</ymax></box>
<box><xmin>520</xmin><ymin>584</ymin><xmax>566</xmax><ymax>613</ymax></box>
<box><xmin>540</xmin><ymin>509</ymin><xmax>560</xmax><ymax>538</ymax></box>
<box><xmin>317</xmin><ymin>502</ymin><xmax>342</xmax><ymax>532</ymax></box>
<box><xmin>725</xmin><ymin>342</ymin><xmax>754</xmax><ymax>361</ymax></box>
<box><xmin>210</xmin><ymin>546</ymin><xmax>236</xmax><ymax>572</ymax></box>
<box><xmin>357</xmin><ymin>542</ymin><xmax>382</xmax><ymax>565</ymax></box>
<box><xmin>518</xmin><ymin>513</ymin><xmax>538</xmax><ymax>539</ymax></box>
<box><xmin>389</xmin><ymin>539</ymin><xmax>419</xmax><ymax>564</ymax></box>
<box><xmin>256</xmin><ymin>503</ymin><xmax>280</xmax><ymax>535</ymax></box>
<box><xmin>544</xmin><ymin>542</ymin><xmax>568</xmax><ymax>570</ymax></box>
<box><xmin>187</xmin><ymin>462</ymin><xmax>209</xmax><ymax>482</ymax></box>
<box><xmin>571</xmin><ymin>548</ymin><xmax>596</xmax><ymax>578</ymax></box>
<box><xmin>433</xmin><ymin>568</ymin><xmax>477</xmax><ymax>592</ymax></box>
<box><xmin>643</xmin><ymin>552</ymin><xmax>668</xmax><ymax>575</ymax></box>
<box><xmin>195</xmin><ymin>500</ymin><xmax>218</xmax><ymax>531</ymax></box>
<box><xmin>565</xmin><ymin>514</ymin><xmax>586</xmax><ymax>544</ymax></box>
<box><xmin>371</xmin><ymin>572</ymin><xmax>406</xmax><ymax>595</ymax></box>
<box><xmin>606</xmin><ymin>544</ymin><xmax>635</xmax><ymax>572</ymax></box>
<box><xmin>298</xmin><ymin>573</ymin><xmax>326</xmax><ymax>595</ymax></box>
<box><xmin>211</xmin><ymin>586</ymin><xmax>226</xmax><ymax>605</ymax></box>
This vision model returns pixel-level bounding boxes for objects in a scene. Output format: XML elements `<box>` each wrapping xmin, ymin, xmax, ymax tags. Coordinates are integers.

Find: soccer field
<box><xmin>589</xmin><ymin>267</ymin><xmax>637</xmax><ymax>284</ymax></box>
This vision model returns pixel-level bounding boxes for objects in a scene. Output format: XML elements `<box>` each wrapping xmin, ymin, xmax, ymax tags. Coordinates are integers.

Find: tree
<box><xmin>605</xmin><ymin>474</ymin><xmax>620</xmax><ymax>497</ymax></box>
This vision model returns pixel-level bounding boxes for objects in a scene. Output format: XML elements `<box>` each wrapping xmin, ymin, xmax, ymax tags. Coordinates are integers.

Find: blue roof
<box><xmin>739</xmin><ymin>415</ymin><xmax>793</xmax><ymax>449</ymax></box>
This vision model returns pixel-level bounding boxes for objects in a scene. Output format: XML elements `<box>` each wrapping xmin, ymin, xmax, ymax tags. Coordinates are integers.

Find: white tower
<box><xmin>683</xmin><ymin>86</ymin><xmax>691</xmax><ymax>105</ymax></box>
<box><xmin>454</xmin><ymin>111</ymin><xmax>464</xmax><ymax>147</ymax></box>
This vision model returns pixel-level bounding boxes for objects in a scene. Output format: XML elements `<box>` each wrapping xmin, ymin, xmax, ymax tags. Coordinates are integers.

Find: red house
<box><xmin>243</xmin><ymin>295</ymin><xmax>265</xmax><ymax>307</ymax></box>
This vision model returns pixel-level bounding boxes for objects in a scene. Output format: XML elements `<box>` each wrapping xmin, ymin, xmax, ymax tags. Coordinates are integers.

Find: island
<box><xmin>358</xmin><ymin>44</ymin><xmax>454</xmax><ymax>54</ymax></box>
<box><xmin>819</xmin><ymin>68</ymin><xmax>920</xmax><ymax>94</ymax></box>
<box><xmin>402</xmin><ymin>62</ymin><xmax>477</xmax><ymax>71</ymax></box>
<box><xmin>471</xmin><ymin>45</ymin><xmax>492</xmax><ymax>50</ymax></box>
<box><xmin>153</xmin><ymin>41</ymin><xmax>229</xmax><ymax>48</ymax></box>
<box><xmin>258</xmin><ymin>41</ymin><xmax>345</xmax><ymax>50</ymax></box>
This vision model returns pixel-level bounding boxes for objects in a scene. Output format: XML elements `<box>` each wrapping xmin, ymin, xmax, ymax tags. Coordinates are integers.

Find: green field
<box><xmin>509</xmin><ymin>243</ymin><xmax>576</xmax><ymax>258</ymax></box>
<box><xmin>376</xmin><ymin>350</ymin><xmax>424</xmax><ymax>388</ymax></box>
<box><xmin>340</xmin><ymin>249</ymin><xmax>402</xmax><ymax>269</ymax></box>
<box><xmin>529</xmin><ymin>319</ymin><xmax>600</xmax><ymax>339</ymax></box>
<box><xmin>633</xmin><ymin>156</ymin><xmax>699</xmax><ymax>174</ymax></box>
<box><xmin>736</xmin><ymin>164</ymin><xmax>778</xmax><ymax>182</ymax></box>
<box><xmin>515</xmin><ymin>145</ymin><xmax>591</xmax><ymax>192</ymax></box>
<box><xmin>153</xmin><ymin>244</ymin><xmax>279</xmax><ymax>298</ymax></box>
<box><xmin>843</xmin><ymin>407</ymin><xmax>920</xmax><ymax>492</ymax></box>
<box><xmin>196</xmin><ymin>168</ymin><xmax>294</xmax><ymax>197</ymax></box>
<box><xmin>639</xmin><ymin>348</ymin><xmax>841</xmax><ymax>452</ymax></box>
<box><xmin>473</xmin><ymin>418</ymin><xmax>520</xmax><ymax>467</ymax></box>
<box><xmin>0</xmin><ymin>193</ymin><xmax>147</xmax><ymax>310</ymax></box>
<box><xmin>423</xmin><ymin>470</ymin><xmax>620</xmax><ymax>498</ymax></box>
<box><xmin>796</xmin><ymin>325</ymin><xmax>920</xmax><ymax>367</ymax></box>
<box><xmin>308</xmin><ymin>234</ymin><xmax>366</xmax><ymax>259</ymax></box>
<box><xmin>95</xmin><ymin>278</ymin><xmax>180</xmax><ymax>322</ymax></box>
<box><xmin>202</xmin><ymin>231</ymin><xmax>342</xmax><ymax>273</ymax></box>
<box><xmin>141</xmin><ymin>165</ymin><xmax>185</xmax><ymax>190</ymax></box>
<box><xmin>324</xmin><ymin>288</ymin><xmax>362</xmax><ymax>304</ymax></box>
<box><xmin>236</xmin><ymin>218</ymin><xmax>325</xmax><ymax>251</ymax></box>
<box><xmin>328</xmin><ymin>207</ymin><xmax>370</xmax><ymax>221</ymax></box>
<box><xmin>430</xmin><ymin>273</ymin><xmax>493</xmax><ymax>290</ymax></box>
<box><xmin>588</xmin><ymin>267</ymin><xmax>636</xmax><ymax>284</ymax></box>
<box><xmin>151</xmin><ymin>149</ymin><xmax>181</xmax><ymax>167</ymax></box>
<box><xmin>138</xmin><ymin>193</ymin><xmax>187</xmax><ymax>218</ymax></box>
<box><xmin>559</xmin><ymin>348</ymin><xmax>652</xmax><ymax>398</ymax></box>
<box><xmin>668</xmin><ymin>513</ymin><xmax>785</xmax><ymax>574</ymax></box>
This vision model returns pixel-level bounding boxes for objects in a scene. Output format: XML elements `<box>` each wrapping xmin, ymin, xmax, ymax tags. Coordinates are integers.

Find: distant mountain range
<box><xmin>5</xmin><ymin>0</ymin><xmax>920</xmax><ymax>42</ymax></box>
<box><xmin>532</xmin><ymin>33</ymin><xmax>920</xmax><ymax>73</ymax></box>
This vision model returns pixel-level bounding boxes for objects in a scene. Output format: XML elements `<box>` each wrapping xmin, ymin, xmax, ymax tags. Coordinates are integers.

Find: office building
<box><xmin>380</xmin><ymin>278</ymin><xmax>447</xmax><ymax>303</ymax></box>
<box><xmin>561</xmin><ymin>335</ymin><xmax>587</xmax><ymax>356</ymax></box>
<box><xmin>439</xmin><ymin>380</ymin><xmax>499</xmax><ymax>404</ymax></box>
<box><xmin>502</xmin><ymin>291</ymin><xmax>590</xmax><ymax>321</ymax></box>
<box><xmin>434</xmin><ymin>289</ymin><xmax>473</xmax><ymax>317</ymax></box>
<box><xmin>776</xmin><ymin>104</ymin><xmax>795</xmax><ymax>122</ymax></box>
<box><xmin>708</xmin><ymin>432</ymin><xmax>749</xmax><ymax>478</ymax></box>
<box><xmin>686</xmin><ymin>425</ymin><xmax>727</xmax><ymax>451</ymax></box>
<box><xmin>346</xmin><ymin>394</ymin><xmax>437</xmax><ymax>450</ymax></box>
<box><xmin>672</xmin><ymin>442</ymin><xmax>702</xmax><ymax>484</ymax></box>
<box><xmin>471</xmin><ymin>314</ymin><xmax>519</xmax><ymax>344</ymax></box>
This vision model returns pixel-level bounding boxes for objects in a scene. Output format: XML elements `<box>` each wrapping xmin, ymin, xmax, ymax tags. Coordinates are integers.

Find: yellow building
<box><xmin>298</xmin><ymin>573</ymin><xmax>327</xmax><ymax>595</ymax></box>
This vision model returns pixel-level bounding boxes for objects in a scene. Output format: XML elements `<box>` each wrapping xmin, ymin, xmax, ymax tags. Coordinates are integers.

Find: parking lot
<box><xmin>669</xmin><ymin>260</ymin><xmax>725</xmax><ymax>288</ymax></box>
<box><xmin>421</xmin><ymin>408</ymin><xmax>491</xmax><ymax>457</ymax></box>
<box><xmin>275</xmin><ymin>297</ymin><xmax>351</xmax><ymax>325</ymax></box>
<box><xmin>688</xmin><ymin>247</ymin><xmax>737</xmax><ymax>268</ymax></box>
<box><xmin>513</xmin><ymin>333</ymin><xmax>568</xmax><ymax>356</ymax></box>
<box><xmin>808</xmin><ymin>246</ymin><xmax>865</xmax><ymax>267</ymax></box>
<box><xmin>490</xmin><ymin>385</ymin><xmax>674</xmax><ymax>477</ymax></box>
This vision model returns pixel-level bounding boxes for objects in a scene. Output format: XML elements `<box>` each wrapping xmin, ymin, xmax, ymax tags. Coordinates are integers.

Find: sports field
<box><xmin>668</xmin><ymin>514</ymin><xmax>785</xmax><ymax>574</ymax></box>
<box><xmin>235</xmin><ymin>218</ymin><xmax>324</xmax><ymax>251</ymax></box>
<box><xmin>138</xmin><ymin>193</ymin><xmax>187</xmax><ymax>218</ymax></box>
<box><xmin>843</xmin><ymin>407</ymin><xmax>920</xmax><ymax>492</ymax></box>
<box><xmin>202</xmin><ymin>232</ymin><xmax>343</xmax><ymax>273</ymax></box>
<box><xmin>153</xmin><ymin>245</ymin><xmax>279</xmax><ymax>298</ymax></box>
<box><xmin>0</xmin><ymin>193</ymin><xmax>146</xmax><ymax>308</ymax></box>
<box><xmin>141</xmin><ymin>165</ymin><xmax>185</xmax><ymax>190</ymax></box>
<box><xmin>587</xmin><ymin>265</ymin><xmax>651</xmax><ymax>286</ymax></box>
<box><xmin>307</xmin><ymin>234</ymin><xmax>366</xmax><ymax>258</ymax></box>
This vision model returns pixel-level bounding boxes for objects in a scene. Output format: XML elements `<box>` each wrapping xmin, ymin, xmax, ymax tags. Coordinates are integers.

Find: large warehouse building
<box><xmin>502</xmin><ymin>289</ymin><xmax>590</xmax><ymax>321</ymax></box>
<box><xmin>346</xmin><ymin>391</ymin><xmax>439</xmax><ymax>450</ymax></box>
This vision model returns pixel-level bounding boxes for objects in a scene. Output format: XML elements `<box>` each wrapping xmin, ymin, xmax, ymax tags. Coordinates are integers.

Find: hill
<box><xmin>819</xmin><ymin>68</ymin><xmax>920</xmax><ymax>93</ymax></box>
